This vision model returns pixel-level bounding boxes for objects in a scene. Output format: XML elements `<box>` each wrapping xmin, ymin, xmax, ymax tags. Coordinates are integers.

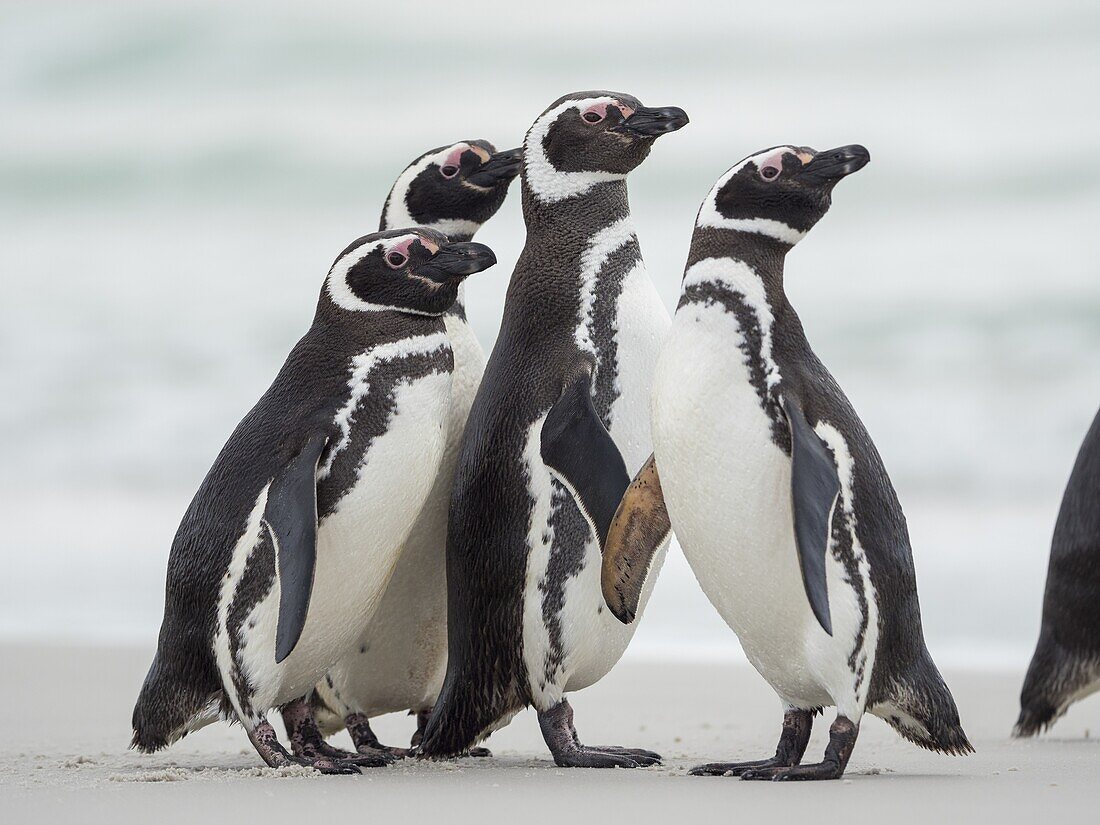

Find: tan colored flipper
<box><xmin>601</xmin><ymin>454</ymin><xmax>672</xmax><ymax>624</ymax></box>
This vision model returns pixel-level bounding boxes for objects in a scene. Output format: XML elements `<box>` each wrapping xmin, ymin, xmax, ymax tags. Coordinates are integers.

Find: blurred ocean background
<box><xmin>1</xmin><ymin>0</ymin><xmax>1098</xmax><ymax>672</ymax></box>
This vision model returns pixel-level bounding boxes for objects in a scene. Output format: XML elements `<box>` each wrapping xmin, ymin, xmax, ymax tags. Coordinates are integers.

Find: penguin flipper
<box><xmin>601</xmin><ymin>454</ymin><xmax>671</xmax><ymax>624</ymax></box>
<box><xmin>540</xmin><ymin>368</ymin><xmax>630</xmax><ymax>547</ymax></box>
<box><xmin>782</xmin><ymin>394</ymin><xmax>840</xmax><ymax>636</ymax></box>
<box><xmin>266</xmin><ymin>431</ymin><xmax>328</xmax><ymax>664</ymax></box>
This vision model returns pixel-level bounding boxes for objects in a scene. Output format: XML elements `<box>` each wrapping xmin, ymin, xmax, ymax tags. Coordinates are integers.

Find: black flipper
<box><xmin>267</xmin><ymin>432</ymin><xmax>328</xmax><ymax>664</ymax></box>
<box><xmin>540</xmin><ymin>369</ymin><xmax>630</xmax><ymax>547</ymax></box>
<box><xmin>782</xmin><ymin>395</ymin><xmax>840</xmax><ymax>636</ymax></box>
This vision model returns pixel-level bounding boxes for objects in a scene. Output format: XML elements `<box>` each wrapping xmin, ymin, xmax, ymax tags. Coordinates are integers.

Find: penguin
<box><xmin>1016</xmin><ymin>405</ymin><xmax>1100</xmax><ymax>736</ymax></box>
<box><xmin>417</xmin><ymin>91</ymin><xmax>688</xmax><ymax>768</ymax></box>
<box><xmin>308</xmin><ymin>140</ymin><xmax>520</xmax><ymax>757</ymax></box>
<box><xmin>602</xmin><ymin>145</ymin><xmax>973</xmax><ymax>780</ymax></box>
<box><xmin>131</xmin><ymin>229</ymin><xmax>497</xmax><ymax>773</ymax></box>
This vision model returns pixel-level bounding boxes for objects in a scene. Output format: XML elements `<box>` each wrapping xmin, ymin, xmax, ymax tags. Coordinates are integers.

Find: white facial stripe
<box><xmin>696</xmin><ymin>146</ymin><xmax>807</xmax><ymax>244</ymax></box>
<box><xmin>718</xmin><ymin>146</ymin><xmax>801</xmax><ymax>184</ymax></box>
<box><xmin>706</xmin><ymin>217</ymin><xmax>806</xmax><ymax>245</ymax></box>
<box><xmin>382</xmin><ymin>143</ymin><xmax>478</xmax><ymax>233</ymax></box>
<box><xmin>524</xmin><ymin>96</ymin><xmax>627</xmax><ymax>203</ymax></box>
<box><xmin>426</xmin><ymin>218</ymin><xmax>481</xmax><ymax>240</ymax></box>
<box><xmin>327</xmin><ymin>233</ymin><xmax>438</xmax><ymax>315</ymax></box>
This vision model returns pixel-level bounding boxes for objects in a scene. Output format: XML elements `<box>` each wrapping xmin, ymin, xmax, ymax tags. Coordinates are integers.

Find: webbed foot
<box><xmin>538</xmin><ymin>698</ymin><xmax>661</xmax><ymax>769</ymax></box>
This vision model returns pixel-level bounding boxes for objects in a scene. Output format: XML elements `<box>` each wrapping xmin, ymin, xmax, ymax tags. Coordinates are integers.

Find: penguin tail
<box><xmin>877</xmin><ymin>656</ymin><xmax>974</xmax><ymax>756</ymax></box>
<box><xmin>131</xmin><ymin>653</ymin><xmax>220</xmax><ymax>753</ymax></box>
<box><xmin>416</xmin><ymin>673</ymin><xmax>520</xmax><ymax>759</ymax></box>
<box><xmin>1014</xmin><ymin>701</ymin><xmax>1057</xmax><ymax>739</ymax></box>
<box><xmin>1014</xmin><ymin>631</ymin><xmax>1097</xmax><ymax>737</ymax></box>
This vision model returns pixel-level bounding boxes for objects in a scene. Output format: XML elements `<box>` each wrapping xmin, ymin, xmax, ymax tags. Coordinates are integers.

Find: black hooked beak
<box><xmin>796</xmin><ymin>145</ymin><xmax>870</xmax><ymax>184</ymax></box>
<box><xmin>420</xmin><ymin>241</ymin><xmax>497</xmax><ymax>283</ymax></box>
<box><xmin>466</xmin><ymin>147</ymin><xmax>523</xmax><ymax>187</ymax></box>
<box><xmin>613</xmin><ymin>105</ymin><xmax>690</xmax><ymax>138</ymax></box>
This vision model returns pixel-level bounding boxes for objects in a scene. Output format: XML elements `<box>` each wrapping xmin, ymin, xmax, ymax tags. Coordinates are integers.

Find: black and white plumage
<box><xmin>1016</xmin><ymin>405</ymin><xmax>1100</xmax><ymax>736</ymax></box>
<box><xmin>131</xmin><ymin>229</ymin><xmax>496</xmax><ymax>772</ymax></box>
<box><xmin>380</xmin><ymin>139</ymin><xmax>521</xmax><ymax>252</ymax></box>
<box><xmin>309</xmin><ymin>140</ymin><xmax>520</xmax><ymax>756</ymax></box>
<box><xmin>418</xmin><ymin>91</ymin><xmax>688</xmax><ymax>768</ymax></box>
<box><xmin>604</xmin><ymin>145</ymin><xmax>972</xmax><ymax>780</ymax></box>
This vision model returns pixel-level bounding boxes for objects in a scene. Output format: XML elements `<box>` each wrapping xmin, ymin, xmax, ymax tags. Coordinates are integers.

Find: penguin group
<box><xmin>130</xmin><ymin>87</ymin><xmax>1099</xmax><ymax>782</ymax></box>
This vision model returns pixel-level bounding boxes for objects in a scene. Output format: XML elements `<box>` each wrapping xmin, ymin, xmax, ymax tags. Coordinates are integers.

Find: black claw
<box><xmin>306</xmin><ymin>759</ymin><xmax>361</xmax><ymax>775</ymax></box>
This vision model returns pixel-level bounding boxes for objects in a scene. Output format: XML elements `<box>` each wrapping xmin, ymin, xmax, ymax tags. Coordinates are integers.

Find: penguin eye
<box><xmin>440</xmin><ymin>165</ymin><xmax>459</xmax><ymax>179</ymax></box>
<box><xmin>760</xmin><ymin>165</ymin><xmax>781</xmax><ymax>181</ymax></box>
<box><xmin>582</xmin><ymin>110</ymin><xmax>605</xmax><ymax>124</ymax></box>
<box><xmin>385</xmin><ymin>251</ymin><xmax>408</xmax><ymax>269</ymax></box>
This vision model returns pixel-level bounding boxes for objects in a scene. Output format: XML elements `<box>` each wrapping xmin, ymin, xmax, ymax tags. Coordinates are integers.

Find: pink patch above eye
<box><xmin>441</xmin><ymin>145</ymin><xmax>468</xmax><ymax>169</ymax></box>
<box><xmin>389</xmin><ymin>238</ymin><xmax>416</xmax><ymax>258</ymax></box>
<box><xmin>758</xmin><ymin>150</ymin><xmax>788</xmax><ymax>174</ymax></box>
<box><xmin>581</xmin><ymin>101</ymin><xmax>636</xmax><ymax>122</ymax></box>
<box><xmin>581</xmin><ymin>103</ymin><xmax>609</xmax><ymax>121</ymax></box>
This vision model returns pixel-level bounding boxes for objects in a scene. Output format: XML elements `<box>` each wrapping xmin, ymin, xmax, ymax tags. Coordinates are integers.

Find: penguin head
<box><xmin>524</xmin><ymin>91</ymin><xmax>689</xmax><ymax>202</ymax></box>
<box><xmin>699</xmin><ymin>145</ymin><xmax>870</xmax><ymax>244</ymax></box>
<box><xmin>381</xmin><ymin>141</ymin><xmax>522</xmax><ymax>241</ymax></box>
<box><xmin>326</xmin><ymin>228</ymin><xmax>497</xmax><ymax>317</ymax></box>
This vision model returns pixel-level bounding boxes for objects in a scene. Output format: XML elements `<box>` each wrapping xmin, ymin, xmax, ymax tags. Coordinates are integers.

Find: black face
<box><xmin>713</xmin><ymin>145</ymin><xmax>870</xmax><ymax>234</ymax></box>
<box><xmin>340</xmin><ymin>228</ymin><xmax>497</xmax><ymax>316</ymax></box>
<box><xmin>397</xmin><ymin>140</ymin><xmax>522</xmax><ymax>233</ymax></box>
<box><xmin>539</xmin><ymin>90</ymin><xmax>689</xmax><ymax>176</ymax></box>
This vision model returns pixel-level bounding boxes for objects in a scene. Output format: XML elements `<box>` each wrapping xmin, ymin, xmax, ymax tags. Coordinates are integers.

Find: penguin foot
<box><xmin>552</xmin><ymin>747</ymin><xmax>651</xmax><ymax>769</ymax></box>
<box><xmin>690</xmin><ymin>759</ymin><xmax>782</xmax><ymax>777</ymax></box>
<box><xmin>538</xmin><ymin>698</ymin><xmax>661</xmax><ymax>768</ymax></box>
<box><xmin>358</xmin><ymin>743</ymin><xmax>410</xmax><ymax>759</ymax></box>
<box><xmin>346</xmin><ymin>712</ymin><xmax>411</xmax><ymax>759</ymax></box>
<box><xmin>467</xmin><ymin>746</ymin><xmax>493</xmax><ymax>758</ymax></box>
<box><xmin>741</xmin><ymin>715</ymin><xmax>858</xmax><ymax>782</ymax></box>
<box><xmin>586</xmin><ymin>745</ymin><xmax>661</xmax><ymax>764</ymax></box>
<box><xmin>691</xmin><ymin>707</ymin><xmax>816</xmax><ymax>777</ymax></box>
<box><xmin>283</xmin><ymin>699</ymin><xmax>393</xmax><ymax>768</ymax></box>
<box><xmin>312</xmin><ymin>741</ymin><xmax>394</xmax><ymax>768</ymax></box>
<box><xmin>740</xmin><ymin>761</ymin><xmax>843</xmax><ymax>781</ymax></box>
<box><xmin>248</xmin><ymin>720</ymin><xmax>360</xmax><ymax>775</ymax></box>
<box><xmin>293</xmin><ymin>755</ymin><xmax>363</xmax><ymax>775</ymax></box>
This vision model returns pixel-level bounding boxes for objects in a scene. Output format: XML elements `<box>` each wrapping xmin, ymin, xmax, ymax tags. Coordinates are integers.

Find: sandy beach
<box><xmin>3</xmin><ymin>642</ymin><xmax>1098</xmax><ymax>823</ymax></box>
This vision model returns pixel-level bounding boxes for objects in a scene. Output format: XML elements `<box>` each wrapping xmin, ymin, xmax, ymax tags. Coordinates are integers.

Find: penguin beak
<box><xmin>420</xmin><ymin>242</ymin><xmax>497</xmax><ymax>284</ymax></box>
<box><xmin>466</xmin><ymin>147</ymin><xmax>523</xmax><ymax>187</ymax></box>
<box><xmin>795</xmin><ymin>145</ymin><xmax>870</xmax><ymax>184</ymax></box>
<box><xmin>613</xmin><ymin>105</ymin><xmax>690</xmax><ymax>138</ymax></box>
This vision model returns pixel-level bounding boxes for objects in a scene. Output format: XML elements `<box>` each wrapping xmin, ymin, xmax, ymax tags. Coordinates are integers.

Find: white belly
<box><xmin>653</xmin><ymin>299</ymin><xmax>874</xmax><ymax>716</ymax></box>
<box><xmin>322</xmin><ymin>316</ymin><xmax>485</xmax><ymax>717</ymax></box>
<box><xmin>232</xmin><ymin>372</ymin><xmax>453</xmax><ymax>713</ymax></box>
<box><xmin>523</xmin><ymin>262</ymin><xmax>671</xmax><ymax>708</ymax></box>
